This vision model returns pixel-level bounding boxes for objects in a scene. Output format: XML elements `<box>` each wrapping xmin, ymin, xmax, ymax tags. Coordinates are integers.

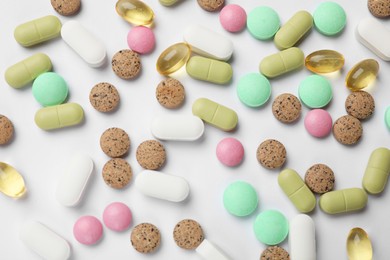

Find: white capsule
<box><xmin>151</xmin><ymin>115</ymin><xmax>204</xmax><ymax>141</ymax></box>
<box><xmin>289</xmin><ymin>214</ymin><xmax>316</xmax><ymax>260</ymax></box>
<box><xmin>195</xmin><ymin>239</ymin><xmax>230</xmax><ymax>260</ymax></box>
<box><xmin>135</xmin><ymin>170</ymin><xmax>190</xmax><ymax>202</ymax></box>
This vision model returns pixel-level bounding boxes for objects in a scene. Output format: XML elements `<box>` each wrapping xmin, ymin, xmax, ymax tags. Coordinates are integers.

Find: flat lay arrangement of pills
<box><xmin>2</xmin><ymin>0</ymin><xmax>390</xmax><ymax>259</ymax></box>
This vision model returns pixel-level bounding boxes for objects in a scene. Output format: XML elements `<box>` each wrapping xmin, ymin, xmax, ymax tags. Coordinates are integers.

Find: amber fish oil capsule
<box><xmin>0</xmin><ymin>162</ymin><xmax>26</xmax><ymax>198</ymax></box>
<box><xmin>319</xmin><ymin>188</ymin><xmax>368</xmax><ymax>214</ymax></box>
<box><xmin>346</xmin><ymin>59</ymin><xmax>379</xmax><ymax>91</ymax></box>
<box><xmin>115</xmin><ymin>0</ymin><xmax>154</xmax><ymax>26</ymax></box>
<box><xmin>156</xmin><ymin>42</ymin><xmax>191</xmax><ymax>75</ymax></box>
<box><xmin>362</xmin><ymin>147</ymin><xmax>390</xmax><ymax>194</ymax></box>
<box><xmin>305</xmin><ymin>50</ymin><xmax>344</xmax><ymax>74</ymax></box>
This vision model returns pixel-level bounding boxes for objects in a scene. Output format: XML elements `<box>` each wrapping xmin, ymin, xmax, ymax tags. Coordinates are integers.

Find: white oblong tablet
<box><xmin>61</xmin><ymin>20</ymin><xmax>107</xmax><ymax>67</ymax></box>
<box><xmin>289</xmin><ymin>214</ymin><xmax>316</xmax><ymax>260</ymax></box>
<box><xmin>56</xmin><ymin>153</ymin><xmax>93</xmax><ymax>207</ymax></box>
<box><xmin>356</xmin><ymin>17</ymin><xmax>390</xmax><ymax>61</ymax></box>
<box><xmin>135</xmin><ymin>170</ymin><xmax>190</xmax><ymax>202</ymax></box>
<box><xmin>184</xmin><ymin>25</ymin><xmax>233</xmax><ymax>61</ymax></box>
<box><xmin>151</xmin><ymin>115</ymin><xmax>204</xmax><ymax>141</ymax></box>
<box><xmin>195</xmin><ymin>239</ymin><xmax>230</xmax><ymax>260</ymax></box>
<box><xmin>20</xmin><ymin>221</ymin><xmax>71</xmax><ymax>260</ymax></box>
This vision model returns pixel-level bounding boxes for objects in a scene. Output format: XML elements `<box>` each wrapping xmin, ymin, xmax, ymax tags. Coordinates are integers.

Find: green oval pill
<box><xmin>223</xmin><ymin>181</ymin><xmax>258</xmax><ymax>217</ymax></box>
<box><xmin>298</xmin><ymin>75</ymin><xmax>332</xmax><ymax>108</ymax></box>
<box><xmin>186</xmin><ymin>56</ymin><xmax>233</xmax><ymax>85</ymax></box>
<box><xmin>313</xmin><ymin>1</ymin><xmax>346</xmax><ymax>36</ymax></box>
<box><xmin>237</xmin><ymin>73</ymin><xmax>271</xmax><ymax>107</ymax></box>
<box><xmin>247</xmin><ymin>6</ymin><xmax>280</xmax><ymax>40</ymax></box>
<box><xmin>259</xmin><ymin>47</ymin><xmax>304</xmax><ymax>78</ymax></box>
<box><xmin>32</xmin><ymin>72</ymin><xmax>68</xmax><ymax>107</ymax></box>
<box><xmin>319</xmin><ymin>188</ymin><xmax>368</xmax><ymax>214</ymax></box>
<box><xmin>35</xmin><ymin>103</ymin><xmax>84</xmax><ymax>130</ymax></box>
<box><xmin>362</xmin><ymin>147</ymin><xmax>390</xmax><ymax>194</ymax></box>
<box><xmin>253</xmin><ymin>210</ymin><xmax>289</xmax><ymax>245</ymax></box>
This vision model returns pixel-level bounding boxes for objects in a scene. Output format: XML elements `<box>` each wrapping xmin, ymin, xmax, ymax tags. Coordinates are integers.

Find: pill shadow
<box><xmin>71</xmin><ymin>165</ymin><xmax>98</xmax><ymax>209</ymax></box>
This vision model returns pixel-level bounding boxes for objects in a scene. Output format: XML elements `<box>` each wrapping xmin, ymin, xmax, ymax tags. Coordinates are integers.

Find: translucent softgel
<box><xmin>0</xmin><ymin>162</ymin><xmax>26</xmax><ymax>198</ymax></box>
<box><xmin>115</xmin><ymin>0</ymin><xmax>154</xmax><ymax>26</ymax></box>
<box><xmin>346</xmin><ymin>59</ymin><xmax>379</xmax><ymax>91</ymax></box>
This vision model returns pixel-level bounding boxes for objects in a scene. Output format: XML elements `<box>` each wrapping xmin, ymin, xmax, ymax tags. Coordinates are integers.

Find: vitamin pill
<box><xmin>247</xmin><ymin>6</ymin><xmax>280</xmax><ymax>40</ymax></box>
<box><xmin>135</xmin><ymin>170</ymin><xmax>190</xmax><ymax>202</ymax></box>
<box><xmin>319</xmin><ymin>188</ymin><xmax>368</xmax><ymax>214</ymax></box>
<box><xmin>305</xmin><ymin>164</ymin><xmax>335</xmax><ymax>194</ymax></box>
<box><xmin>34</xmin><ymin>103</ymin><xmax>84</xmax><ymax>130</ymax></box>
<box><xmin>131</xmin><ymin>223</ymin><xmax>161</xmax><ymax>253</ymax></box>
<box><xmin>32</xmin><ymin>72</ymin><xmax>68</xmax><ymax>107</ymax></box>
<box><xmin>332</xmin><ymin>115</ymin><xmax>363</xmax><ymax>145</ymax></box>
<box><xmin>0</xmin><ymin>162</ymin><xmax>26</xmax><ymax>198</ymax></box>
<box><xmin>305</xmin><ymin>50</ymin><xmax>345</xmax><ymax>74</ymax></box>
<box><xmin>362</xmin><ymin>147</ymin><xmax>390</xmax><ymax>194</ymax></box>
<box><xmin>259</xmin><ymin>47</ymin><xmax>304</xmax><ymax>78</ymax></box>
<box><xmin>345</xmin><ymin>91</ymin><xmax>375</xmax><ymax>120</ymax></box>
<box><xmin>278</xmin><ymin>169</ymin><xmax>316</xmax><ymax>213</ymax></box>
<box><xmin>102</xmin><ymin>158</ymin><xmax>132</xmax><ymax>189</ymax></box>
<box><xmin>304</xmin><ymin>109</ymin><xmax>332</xmax><ymax>138</ymax></box>
<box><xmin>253</xmin><ymin>210</ymin><xmax>289</xmax><ymax>245</ymax></box>
<box><xmin>298</xmin><ymin>75</ymin><xmax>332</xmax><ymax>108</ymax></box>
<box><xmin>115</xmin><ymin>0</ymin><xmax>154</xmax><ymax>26</ymax></box>
<box><xmin>61</xmin><ymin>20</ymin><xmax>107</xmax><ymax>68</ymax></box>
<box><xmin>313</xmin><ymin>1</ymin><xmax>346</xmax><ymax>36</ymax></box>
<box><xmin>256</xmin><ymin>139</ymin><xmax>286</xmax><ymax>169</ymax></box>
<box><xmin>151</xmin><ymin>115</ymin><xmax>204</xmax><ymax>141</ymax></box>
<box><xmin>155</xmin><ymin>77</ymin><xmax>185</xmax><ymax>109</ymax></box>
<box><xmin>5</xmin><ymin>53</ymin><xmax>52</xmax><ymax>89</ymax></box>
<box><xmin>356</xmin><ymin>18</ymin><xmax>390</xmax><ymax>61</ymax></box>
<box><xmin>14</xmin><ymin>15</ymin><xmax>61</xmax><ymax>47</ymax></box>
<box><xmin>289</xmin><ymin>214</ymin><xmax>316</xmax><ymax>260</ymax></box>
<box><xmin>272</xmin><ymin>93</ymin><xmax>302</xmax><ymax>123</ymax></box>
<box><xmin>173</xmin><ymin>219</ymin><xmax>204</xmax><ymax>250</ymax></box>
<box><xmin>236</xmin><ymin>73</ymin><xmax>271</xmax><ymax>108</ymax></box>
<box><xmin>159</xmin><ymin>0</ymin><xmax>179</xmax><ymax>6</ymax></box>
<box><xmin>216</xmin><ymin>137</ymin><xmax>244</xmax><ymax>167</ymax></box>
<box><xmin>111</xmin><ymin>49</ymin><xmax>141</xmax><ymax>79</ymax></box>
<box><xmin>346</xmin><ymin>228</ymin><xmax>373</xmax><ymax>260</ymax></box>
<box><xmin>219</xmin><ymin>4</ymin><xmax>247</xmax><ymax>33</ymax></box>
<box><xmin>345</xmin><ymin>59</ymin><xmax>379</xmax><ymax>91</ymax></box>
<box><xmin>385</xmin><ymin>106</ymin><xmax>390</xmax><ymax>130</ymax></box>
<box><xmin>156</xmin><ymin>42</ymin><xmax>191</xmax><ymax>75</ymax></box>
<box><xmin>368</xmin><ymin>0</ymin><xmax>390</xmax><ymax>18</ymax></box>
<box><xmin>192</xmin><ymin>98</ymin><xmax>238</xmax><ymax>131</ymax></box>
<box><xmin>103</xmin><ymin>202</ymin><xmax>132</xmax><ymax>232</ymax></box>
<box><xmin>223</xmin><ymin>181</ymin><xmax>258</xmax><ymax>217</ymax></box>
<box><xmin>274</xmin><ymin>10</ymin><xmax>313</xmax><ymax>50</ymax></box>
<box><xmin>51</xmin><ymin>0</ymin><xmax>81</xmax><ymax>16</ymax></box>
<box><xmin>136</xmin><ymin>140</ymin><xmax>166</xmax><ymax>170</ymax></box>
<box><xmin>127</xmin><ymin>26</ymin><xmax>155</xmax><ymax>54</ymax></box>
<box><xmin>20</xmin><ymin>221</ymin><xmax>71</xmax><ymax>260</ymax></box>
<box><xmin>186</xmin><ymin>56</ymin><xmax>233</xmax><ymax>84</ymax></box>
<box><xmin>89</xmin><ymin>82</ymin><xmax>120</xmax><ymax>113</ymax></box>
<box><xmin>0</xmin><ymin>115</ymin><xmax>14</xmax><ymax>145</ymax></box>
<box><xmin>197</xmin><ymin>0</ymin><xmax>224</xmax><ymax>12</ymax></box>
<box><xmin>261</xmin><ymin>246</ymin><xmax>290</xmax><ymax>260</ymax></box>
<box><xmin>56</xmin><ymin>153</ymin><xmax>94</xmax><ymax>207</ymax></box>
<box><xmin>183</xmin><ymin>25</ymin><xmax>233</xmax><ymax>61</ymax></box>
<box><xmin>100</xmin><ymin>127</ymin><xmax>130</xmax><ymax>158</ymax></box>
<box><xmin>73</xmin><ymin>216</ymin><xmax>103</xmax><ymax>245</ymax></box>
<box><xmin>196</xmin><ymin>239</ymin><xmax>230</xmax><ymax>260</ymax></box>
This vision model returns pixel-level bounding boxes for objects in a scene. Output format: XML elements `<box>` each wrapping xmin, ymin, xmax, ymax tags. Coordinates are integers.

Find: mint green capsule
<box><xmin>362</xmin><ymin>147</ymin><xmax>390</xmax><ymax>194</ymax></box>
<box><xmin>259</xmin><ymin>47</ymin><xmax>304</xmax><ymax>78</ymax></box>
<box><xmin>14</xmin><ymin>15</ymin><xmax>61</xmax><ymax>47</ymax></box>
<box><xmin>5</xmin><ymin>53</ymin><xmax>52</xmax><ymax>88</ymax></box>
<box><xmin>186</xmin><ymin>56</ymin><xmax>233</xmax><ymax>84</ymax></box>
<box><xmin>35</xmin><ymin>103</ymin><xmax>84</xmax><ymax>130</ymax></box>
<box><xmin>319</xmin><ymin>188</ymin><xmax>368</xmax><ymax>214</ymax></box>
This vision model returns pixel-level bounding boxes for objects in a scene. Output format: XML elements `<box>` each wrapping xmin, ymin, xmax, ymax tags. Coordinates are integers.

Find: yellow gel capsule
<box><xmin>186</xmin><ymin>56</ymin><xmax>233</xmax><ymax>84</ymax></box>
<box><xmin>35</xmin><ymin>103</ymin><xmax>84</xmax><ymax>130</ymax></box>
<box><xmin>0</xmin><ymin>162</ymin><xmax>26</xmax><ymax>198</ymax></box>
<box><xmin>346</xmin><ymin>59</ymin><xmax>379</xmax><ymax>91</ymax></box>
<box><xmin>115</xmin><ymin>0</ymin><xmax>154</xmax><ymax>26</ymax></box>
<box><xmin>156</xmin><ymin>42</ymin><xmax>191</xmax><ymax>75</ymax></box>
<box><xmin>259</xmin><ymin>47</ymin><xmax>304</xmax><ymax>78</ymax></box>
<box><xmin>346</xmin><ymin>228</ymin><xmax>373</xmax><ymax>260</ymax></box>
<box><xmin>305</xmin><ymin>50</ymin><xmax>345</xmax><ymax>74</ymax></box>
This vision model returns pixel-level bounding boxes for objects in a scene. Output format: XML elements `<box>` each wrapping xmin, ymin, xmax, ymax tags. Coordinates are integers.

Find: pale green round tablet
<box><xmin>313</xmin><ymin>2</ymin><xmax>346</xmax><ymax>36</ymax></box>
<box><xmin>385</xmin><ymin>107</ymin><xmax>390</xmax><ymax>130</ymax></box>
<box><xmin>32</xmin><ymin>72</ymin><xmax>68</xmax><ymax>107</ymax></box>
<box><xmin>298</xmin><ymin>75</ymin><xmax>332</xmax><ymax>108</ymax></box>
<box><xmin>223</xmin><ymin>181</ymin><xmax>258</xmax><ymax>217</ymax></box>
<box><xmin>253</xmin><ymin>210</ymin><xmax>289</xmax><ymax>245</ymax></box>
<box><xmin>247</xmin><ymin>6</ymin><xmax>280</xmax><ymax>40</ymax></box>
<box><xmin>237</xmin><ymin>73</ymin><xmax>271</xmax><ymax>107</ymax></box>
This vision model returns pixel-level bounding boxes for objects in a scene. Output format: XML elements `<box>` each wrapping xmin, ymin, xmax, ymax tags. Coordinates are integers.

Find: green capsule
<box><xmin>362</xmin><ymin>147</ymin><xmax>390</xmax><ymax>194</ymax></box>
<box><xmin>186</xmin><ymin>56</ymin><xmax>233</xmax><ymax>84</ymax></box>
<box><xmin>319</xmin><ymin>188</ymin><xmax>368</xmax><ymax>214</ymax></box>
<box><xmin>35</xmin><ymin>103</ymin><xmax>84</xmax><ymax>130</ymax></box>
<box><xmin>259</xmin><ymin>47</ymin><xmax>304</xmax><ymax>78</ymax></box>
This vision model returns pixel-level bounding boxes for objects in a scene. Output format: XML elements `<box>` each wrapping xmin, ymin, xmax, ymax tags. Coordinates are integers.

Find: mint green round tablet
<box><xmin>247</xmin><ymin>6</ymin><xmax>280</xmax><ymax>40</ymax></box>
<box><xmin>32</xmin><ymin>72</ymin><xmax>68</xmax><ymax>107</ymax></box>
<box><xmin>385</xmin><ymin>107</ymin><xmax>390</xmax><ymax>130</ymax></box>
<box><xmin>253</xmin><ymin>210</ymin><xmax>288</xmax><ymax>245</ymax></box>
<box><xmin>298</xmin><ymin>75</ymin><xmax>332</xmax><ymax>108</ymax></box>
<box><xmin>237</xmin><ymin>73</ymin><xmax>271</xmax><ymax>107</ymax></box>
<box><xmin>223</xmin><ymin>181</ymin><xmax>258</xmax><ymax>217</ymax></box>
<box><xmin>313</xmin><ymin>2</ymin><xmax>346</xmax><ymax>36</ymax></box>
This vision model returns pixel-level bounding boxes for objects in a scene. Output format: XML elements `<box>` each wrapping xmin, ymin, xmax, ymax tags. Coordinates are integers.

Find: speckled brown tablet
<box><xmin>156</xmin><ymin>78</ymin><xmax>185</xmax><ymax>109</ymax></box>
<box><xmin>345</xmin><ymin>91</ymin><xmax>375</xmax><ymax>120</ymax></box>
<box><xmin>173</xmin><ymin>219</ymin><xmax>204</xmax><ymax>250</ymax></box>
<box><xmin>260</xmin><ymin>246</ymin><xmax>290</xmax><ymax>260</ymax></box>
<box><xmin>197</xmin><ymin>0</ymin><xmax>224</xmax><ymax>11</ymax></box>
<box><xmin>333</xmin><ymin>115</ymin><xmax>363</xmax><ymax>145</ymax></box>
<box><xmin>256</xmin><ymin>139</ymin><xmax>286</xmax><ymax>169</ymax></box>
<box><xmin>0</xmin><ymin>115</ymin><xmax>14</xmax><ymax>145</ymax></box>
<box><xmin>112</xmin><ymin>50</ymin><xmax>141</xmax><ymax>79</ymax></box>
<box><xmin>136</xmin><ymin>140</ymin><xmax>166</xmax><ymax>170</ymax></box>
<box><xmin>131</xmin><ymin>223</ymin><xmax>161</xmax><ymax>254</ymax></box>
<box><xmin>102</xmin><ymin>158</ymin><xmax>132</xmax><ymax>189</ymax></box>
<box><xmin>305</xmin><ymin>164</ymin><xmax>335</xmax><ymax>194</ymax></box>
<box><xmin>89</xmin><ymin>82</ymin><xmax>120</xmax><ymax>112</ymax></box>
<box><xmin>100</xmin><ymin>127</ymin><xmax>130</xmax><ymax>158</ymax></box>
<box><xmin>368</xmin><ymin>0</ymin><xmax>390</xmax><ymax>18</ymax></box>
<box><xmin>272</xmin><ymin>93</ymin><xmax>302</xmax><ymax>123</ymax></box>
<box><xmin>51</xmin><ymin>0</ymin><xmax>81</xmax><ymax>16</ymax></box>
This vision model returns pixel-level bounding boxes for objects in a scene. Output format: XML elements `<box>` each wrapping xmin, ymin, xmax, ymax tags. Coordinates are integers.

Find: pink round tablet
<box><xmin>219</xmin><ymin>4</ymin><xmax>247</xmax><ymax>32</ymax></box>
<box><xmin>103</xmin><ymin>202</ymin><xmax>132</xmax><ymax>232</ymax></box>
<box><xmin>216</xmin><ymin>137</ymin><xmax>244</xmax><ymax>167</ymax></box>
<box><xmin>304</xmin><ymin>109</ymin><xmax>332</xmax><ymax>138</ymax></box>
<box><xmin>73</xmin><ymin>216</ymin><xmax>103</xmax><ymax>245</ymax></box>
<box><xmin>127</xmin><ymin>26</ymin><xmax>155</xmax><ymax>54</ymax></box>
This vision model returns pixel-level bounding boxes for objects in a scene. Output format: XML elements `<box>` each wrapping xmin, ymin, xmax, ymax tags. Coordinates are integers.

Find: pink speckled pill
<box><xmin>103</xmin><ymin>202</ymin><xmax>132</xmax><ymax>232</ymax></box>
<box><xmin>73</xmin><ymin>216</ymin><xmax>103</xmax><ymax>245</ymax></box>
<box><xmin>127</xmin><ymin>26</ymin><xmax>155</xmax><ymax>54</ymax></box>
<box><xmin>219</xmin><ymin>4</ymin><xmax>247</xmax><ymax>32</ymax></box>
<box><xmin>304</xmin><ymin>109</ymin><xmax>332</xmax><ymax>138</ymax></box>
<box><xmin>216</xmin><ymin>137</ymin><xmax>244</xmax><ymax>167</ymax></box>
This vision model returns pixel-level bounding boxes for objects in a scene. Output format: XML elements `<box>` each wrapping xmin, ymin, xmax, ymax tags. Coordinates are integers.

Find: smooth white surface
<box><xmin>196</xmin><ymin>239</ymin><xmax>230</xmax><ymax>260</ymax></box>
<box><xmin>289</xmin><ymin>214</ymin><xmax>316</xmax><ymax>260</ymax></box>
<box><xmin>1</xmin><ymin>0</ymin><xmax>390</xmax><ymax>259</ymax></box>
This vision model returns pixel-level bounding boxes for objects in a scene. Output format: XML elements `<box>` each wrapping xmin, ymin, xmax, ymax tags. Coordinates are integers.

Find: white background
<box><xmin>0</xmin><ymin>0</ymin><xmax>389</xmax><ymax>259</ymax></box>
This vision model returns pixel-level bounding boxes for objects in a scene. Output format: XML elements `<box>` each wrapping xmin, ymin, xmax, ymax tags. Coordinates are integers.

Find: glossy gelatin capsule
<box><xmin>346</xmin><ymin>227</ymin><xmax>373</xmax><ymax>260</ymax></box>
<box><xmin>156</xmin><ymin>42</ymin><xmax>191</xmax><ymax>75</ymax></box>
<box><xmin>346</xmin><ymin>59</ymin><xmax>379</xmax><ymax>91</ymax></box>
<box><xmin>115</xmin><ymin>0</ymin><xmax>154</xmax><ymax>26</ymax></box>
<box><xmin>0</xmin><ymin>162</ymin><xmax>26</xmax><ymax>198</ymax></box>
<box><xmin>305</xmin><ymin>50</ymin><xmax>345</xmax><ymax>73</ymax></box>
